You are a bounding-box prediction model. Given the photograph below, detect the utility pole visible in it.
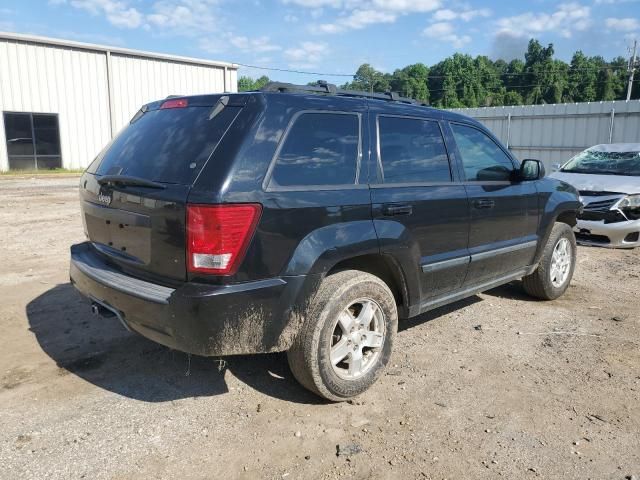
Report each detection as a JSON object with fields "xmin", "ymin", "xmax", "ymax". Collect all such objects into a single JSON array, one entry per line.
[{"xmin": 627, "ymin": 39, "xmax": 637, "ymax": 101}]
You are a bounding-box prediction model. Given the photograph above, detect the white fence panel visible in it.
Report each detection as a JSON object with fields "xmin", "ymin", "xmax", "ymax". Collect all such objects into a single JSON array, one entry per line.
[{"xmin": 451, "ymin": 101, "xmax": 640, "ymax": 167}]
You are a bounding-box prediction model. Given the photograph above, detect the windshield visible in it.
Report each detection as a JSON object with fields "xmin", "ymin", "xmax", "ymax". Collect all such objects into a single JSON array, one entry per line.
[{"xmin": 561, "ymin": 149, "xmax": 640, "ymax": 176}]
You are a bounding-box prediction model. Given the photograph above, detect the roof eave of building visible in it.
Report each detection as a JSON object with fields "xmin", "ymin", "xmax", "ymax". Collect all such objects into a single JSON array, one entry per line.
[{"xmin": 0, "ymin": 31, "xmax": 238, "ymax": 70}]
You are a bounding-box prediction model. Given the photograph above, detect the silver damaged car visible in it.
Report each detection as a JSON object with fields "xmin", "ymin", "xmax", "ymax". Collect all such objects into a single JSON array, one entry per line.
[{"xmin": 550, "ymin": 143, "xmax": 640, "ymax": 248}]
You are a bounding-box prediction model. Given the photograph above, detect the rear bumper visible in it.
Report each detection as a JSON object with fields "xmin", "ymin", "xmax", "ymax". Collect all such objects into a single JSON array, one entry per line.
[
  {"xmin": 70, "ymin": 242, "xmax": 314, "ymax": 356},
  {"xmin": 574, "ymin": 218, "xmax": 640, "ymax": 248}
]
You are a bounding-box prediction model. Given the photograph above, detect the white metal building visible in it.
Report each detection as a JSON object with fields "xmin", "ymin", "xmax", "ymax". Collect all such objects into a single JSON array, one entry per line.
[
  {"xmin": 451, "ymin": 100, "xmax": 640, "ymax": 167},
  {"xmin": 0, "ymin": 32, "xmax": 238, "ymax": 171}
]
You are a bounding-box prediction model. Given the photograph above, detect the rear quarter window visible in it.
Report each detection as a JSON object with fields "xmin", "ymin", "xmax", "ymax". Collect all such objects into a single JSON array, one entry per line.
[
  {"xmin": 93, "ymin": 105, "xmax": 241, "ymax": 185},
  {"xmin": 268, "ymin": 112, "xmax": 360, "ymax": 188}
]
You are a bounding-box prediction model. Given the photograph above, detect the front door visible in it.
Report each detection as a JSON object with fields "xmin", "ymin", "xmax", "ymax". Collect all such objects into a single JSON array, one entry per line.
[
  {"xmin": 446, "ymin": 122, "xmax": 539, "ymax": 286},
  {"xmin": 369, "ymin": 111, "xmax": 470, "ymax": 308}
]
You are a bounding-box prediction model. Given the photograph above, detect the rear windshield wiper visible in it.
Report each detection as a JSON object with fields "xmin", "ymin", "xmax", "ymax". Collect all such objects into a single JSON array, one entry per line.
[{"xmin": 97, "ymin": 175, "xmax": 166, "ymax": 189}]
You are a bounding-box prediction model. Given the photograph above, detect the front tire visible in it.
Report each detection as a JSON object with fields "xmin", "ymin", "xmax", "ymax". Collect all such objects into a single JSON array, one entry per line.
[
  {"xmin": 287, "ymin": 270, "xmax": 398, "ymax": 401},
  {"xmin": 522, "ymin": 222, "xmax": 577, "ymax": 300}
]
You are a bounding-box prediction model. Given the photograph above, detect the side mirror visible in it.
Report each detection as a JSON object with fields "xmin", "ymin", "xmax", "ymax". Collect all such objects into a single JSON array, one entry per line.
[
  {"xmin": 551, "ymin": 163, "xmax": 562, "ymax": 172},
  {"xmin": 519, "ymin": 159, "xmax": 545, "ymax": 180}
]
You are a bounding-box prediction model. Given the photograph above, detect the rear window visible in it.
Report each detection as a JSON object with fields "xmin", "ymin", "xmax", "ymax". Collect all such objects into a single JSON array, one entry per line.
[
  {"xmin": 269, "ymin": 112, "xmax": 360, "ymax": 188},
  {"xmin": 92, "ymin": 105, "xmax": 241, "ymax": 185}
]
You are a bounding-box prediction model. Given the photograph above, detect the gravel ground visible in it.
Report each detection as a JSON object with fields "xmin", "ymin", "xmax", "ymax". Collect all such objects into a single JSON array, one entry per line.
[{"xmin": 0, "ymin": 176, "xmax": 638, "ymax": 480}]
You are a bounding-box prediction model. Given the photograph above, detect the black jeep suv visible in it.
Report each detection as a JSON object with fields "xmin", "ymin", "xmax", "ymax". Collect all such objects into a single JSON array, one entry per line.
[{"xmin": 70, "ymin": 82, "xmax": 581, "ymax": 400}]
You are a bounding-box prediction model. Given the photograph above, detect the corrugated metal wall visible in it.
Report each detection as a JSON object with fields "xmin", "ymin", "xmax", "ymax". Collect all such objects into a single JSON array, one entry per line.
[
  {"xmin": 451, "ymin": 101, "xmax": 640, "ymax": 167},
  {"xmin": 0, "ymin": 36, "xmax": 238, "ymax": 171},
  {"xmin": 0, "ymin": 39, "xmax": 111, "ymax": 171},
  {"xmin": 109, "ymin": 54, "xmax": 232, "ymax": 133}
]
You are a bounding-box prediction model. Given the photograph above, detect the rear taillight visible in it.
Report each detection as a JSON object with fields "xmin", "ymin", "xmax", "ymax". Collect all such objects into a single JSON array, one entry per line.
[
  {"xmin": 186, "ymin": 204, "xmax": 262, "ymax": 275},
  {"xmin": 160, "ymin": 98, "xmax": 188, "ymax": 109}
]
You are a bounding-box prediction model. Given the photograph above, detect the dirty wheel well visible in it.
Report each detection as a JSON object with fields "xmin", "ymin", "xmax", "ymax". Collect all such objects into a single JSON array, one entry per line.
[
  {"xmin": 556, "ymin": 211, "xmax": 577, "ymax": 227},
  {"xmin": 327, "ymin": 255, "xmax": 407, "ymax": 314}
]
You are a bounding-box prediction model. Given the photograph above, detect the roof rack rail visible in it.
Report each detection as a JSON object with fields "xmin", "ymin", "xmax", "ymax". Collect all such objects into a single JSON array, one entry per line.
[{"xmin": 260, "ymin": 81, "xmax": 429, "ymax": 106}]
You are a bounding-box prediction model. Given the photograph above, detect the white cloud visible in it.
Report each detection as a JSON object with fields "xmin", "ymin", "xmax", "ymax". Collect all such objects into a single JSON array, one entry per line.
[
  {"xmin": 52, "ymin": 0, "xmax": 224, "ymax": 31},
  {"xmin": 370, "ymin": 0, "xmax": 440, "ymax": 12},
  {"xmin": 423, "ymin": 21, "xmax": 471, "ymax": 48},
  {"xmin": 433, "ymin": 7, "xmax": 490, "ymax": 22},
  {"xmin": 432, "ymin": 9, "xmax": 456, "ymax": 21},
  {"xmin": 52, "ymin": 0, "xmax": 143, "ymax": 28},
  {"xmin": 284, "ymin": 13, "xmax": 299, "ymax": 22},
  {"xmin": 146, "ymin": 0, "xmax": 220, "ymax": 34},
  {"xmin": 107, "ymin": 6, "xmax": 142, "ymax": 28},
  {"xmin": 296, "ymin": 0, "xmax": 440, "ymax": 33},
  {"xmin": 49, "ymin": 0, "xmax": 143, "ymax": 28},
  {"xmin": 283, "ymin": 0, "xmax": 341, "ymax": 6},
  {"xmin": 605, "ymin": 17, "xmax": 640, "ymax": 31},
  {"xmin": 53, "ymin": 0, "xmax": 283, "ymax": 62},
  {"xmin": 316, "ymin": 9, "xmax": 396, "ymax": 33},
  {"xmin": 285, "ymin": 41, "xmax": 328, "ymax": 67},
  {"xmin": 199, "ymin": 33, "xmax": 281, "ymax": 55},
  {"xmin": 227, "ymin": 34, "xmax": 281, "ymax": 53},
  {"xmin": 495, "ymin": 2, "xmax": 592, "ymax": 39}
]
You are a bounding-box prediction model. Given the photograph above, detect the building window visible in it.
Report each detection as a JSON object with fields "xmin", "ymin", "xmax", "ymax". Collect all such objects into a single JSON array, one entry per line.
[{"xmin": 4, "ymin": 112, "xmax": 62, "ymax": 170}]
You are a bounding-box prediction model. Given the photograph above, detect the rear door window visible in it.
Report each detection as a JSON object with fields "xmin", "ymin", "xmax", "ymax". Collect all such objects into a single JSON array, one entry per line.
[
  {"xmin": 378, "ymin": 116, "xmax": 451, "ymax": 183},
  {"xmin": 269, "ymin": 112, "xmax": 360, "ymax": 188},
  {"xmin": 94, "ymin": 105, "xmax": 241, "ymax": 185}
]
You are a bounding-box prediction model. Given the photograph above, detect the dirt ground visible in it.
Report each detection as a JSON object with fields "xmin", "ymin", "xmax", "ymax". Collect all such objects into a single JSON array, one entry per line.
[{"xmin": 0, "ymin": 176, "xmax": 638, "ymax": 480}]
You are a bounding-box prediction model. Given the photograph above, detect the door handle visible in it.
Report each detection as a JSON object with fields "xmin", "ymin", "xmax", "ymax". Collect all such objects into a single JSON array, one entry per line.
[
  {"xmin": 473, "ymin": 199, "xmax": 495, "ymax": 209},
  {"xmin": 382, "ymin": 203, "xmax": 413, "ymax": 216}
]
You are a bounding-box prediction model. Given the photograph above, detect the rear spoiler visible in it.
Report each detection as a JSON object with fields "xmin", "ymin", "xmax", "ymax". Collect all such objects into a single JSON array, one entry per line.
[{"xmin": 130, "ymin": 93, "xmax": 250, "ymax": 124}]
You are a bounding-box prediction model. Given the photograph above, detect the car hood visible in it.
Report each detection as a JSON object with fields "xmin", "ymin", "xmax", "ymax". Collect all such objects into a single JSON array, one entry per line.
[{"xmin": 549, "ymin": 171, "xmax": 640, "ymax": 195}]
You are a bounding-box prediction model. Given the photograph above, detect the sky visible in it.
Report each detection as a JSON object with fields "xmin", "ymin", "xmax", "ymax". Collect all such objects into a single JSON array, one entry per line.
[{"xmin": 1, "ymin": 0, "xmax": 639, "ymax": 84}]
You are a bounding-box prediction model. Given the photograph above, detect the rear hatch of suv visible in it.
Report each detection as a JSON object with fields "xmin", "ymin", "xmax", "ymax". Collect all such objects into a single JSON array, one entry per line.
[{"xmin": 80, "ymin": 94, "xmax": 246, "ymax": 283}]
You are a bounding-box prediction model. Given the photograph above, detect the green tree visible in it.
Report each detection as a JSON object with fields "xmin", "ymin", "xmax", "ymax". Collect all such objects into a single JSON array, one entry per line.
[
  {"xmin": 607, "ymin": 56, "xmax": 631, "ymax": 100},
  {"xmin": 390, "ymin": 63, "xmax": 429, "ymax": 102},
  {"xmin": 253, "ymin": 75, "xmax": 271, "ymax": 90},
  {"xmin": 503, "ymin": 90, "xmax": 524, "ymax": 105},
  {"xmin": 474, "ymin": 56, "xmax": 503, "ymax": 106},
  {"xmin": 237, "ymin": 75, "xmax": 271, "ymax": 92},
  {"xmin": 340, "ymin": 38, "xmax": 627, "ymax": 107},
  {"xmin": 565, "ymin": 51, "xmax": 598, "ymax": 102},
  {"xmin": 238, "ymin": 76, "xmax": 255, "ymax": 91},
  {"xmin": 522, "ymin": 40, "xmax": 568, "ymax": 104},
  {"xmin": 428, "ymin": 54, "xmax": 503, "ymax": 107},
  {"xmin": 343, "ymin": 64, "xmax": 391, "ymax": 92}
]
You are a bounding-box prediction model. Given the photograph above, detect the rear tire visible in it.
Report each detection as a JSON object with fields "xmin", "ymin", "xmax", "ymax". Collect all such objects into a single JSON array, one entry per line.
[
  {"xmin": 522, "ymin": 222, "xmax": 576, "ymax": 300},
  {"xmin": 287, "ymin": 270, "xmax": 398, "ymax": 401}
]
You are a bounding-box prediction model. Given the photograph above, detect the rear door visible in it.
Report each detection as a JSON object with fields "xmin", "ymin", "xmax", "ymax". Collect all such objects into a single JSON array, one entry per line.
[
  {"xmin": 369, "ymin": 111, "xmax": 470, "ymax": 304},
  {"xmin": 259, "ymin": 102, "xmax": 374, "ymax": 276},
  {"xmin": 80, "ymin": 95, "xmax": 246, "ymax": 282},
  {"xmin": 445, "ymin": 122, "xmax": 539, "ymax": 286}
]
